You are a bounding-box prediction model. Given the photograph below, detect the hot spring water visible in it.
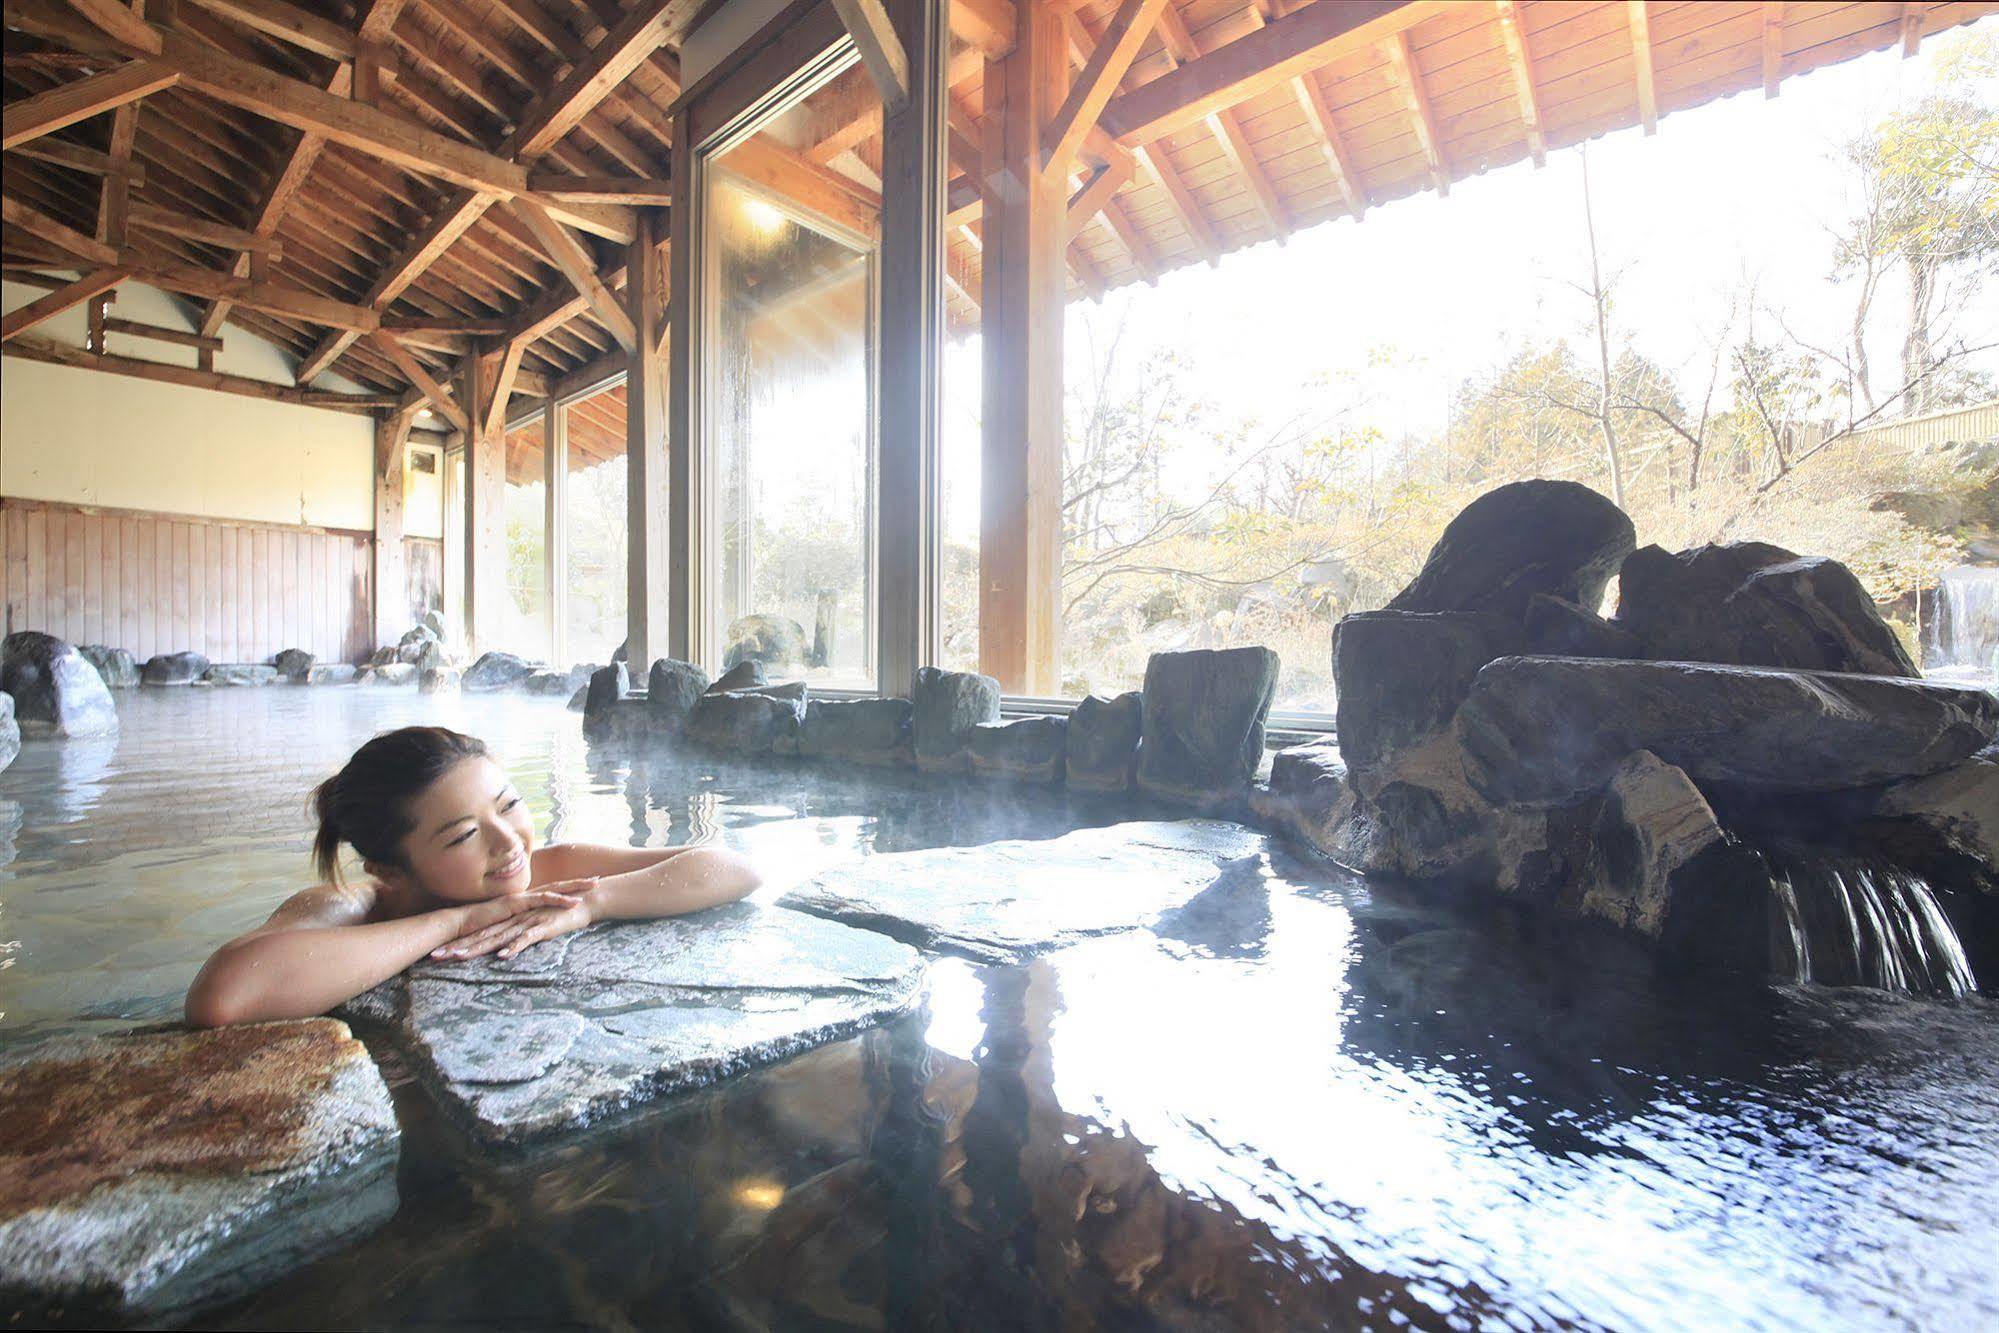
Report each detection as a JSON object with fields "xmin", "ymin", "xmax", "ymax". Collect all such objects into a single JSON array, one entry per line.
[
  {"xmin": 1766, "ymin": 849, "xmax": 1977, "ymax": 998},
  {"xmin": 1927, "ymin": 564, "xmax": 1999, "ymax": 680}
]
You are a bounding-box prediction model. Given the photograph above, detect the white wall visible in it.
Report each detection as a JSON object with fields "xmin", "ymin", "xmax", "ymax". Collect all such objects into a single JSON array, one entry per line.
[{"xmin": 0, "ymin": 280, "xmax": 376, "ymax": 531}]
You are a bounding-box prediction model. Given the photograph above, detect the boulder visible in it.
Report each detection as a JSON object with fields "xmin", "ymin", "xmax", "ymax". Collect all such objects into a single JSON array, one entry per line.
[
  {"xmin": 418, "ymin": 666, "xmax": 459, "ymax": 694},
  {"xmin": 1135, "ymin": 647, "xmax": 1279, "ymax": 808},
  {"xmin": 912, "ymin": 666, "xmax": 1000, "ymax": 774},
  {"xmin": 1332, "ymin": 612, "xmax": 1520, "ymax": 776},
  {"xmin": 968, "ymin": 716, "xmax": 1067, "ymax": 783},
  {"xmin": 0, "ymin": 1020, "xmax": 398, "ymax": 1323},
  {"xmin": 1523, "ymin": 593, "xmax": 1644, "ymax": 659},
  {"xmin": 1457, "ymin": 656, "xmax": 1999, "ymax": 808},
  {"xmin": 796, "ymin": 697, "xmax": 913, "ymax": 766},
  {"xmin": 1387, "ymin": 479, "xmax": 1634, "ymax": 621},
  {"xmin": 567, "ymin": 684, "xmax": 589, "ymax": 712},
  {"xmin": 359, "ymin": 662, "xmax": 417, "ymax": 686},
  {"xmin": 1615, "ymin": 543, "xmax": 1918, "ymax": 677},
  {"xmin": 340, "ymin": 904, "xmax": 924, "ymax": 1146},
  {"xmin": 0, "ymin": 694, "xmax": 16, "ymax": 774},
  {"xmin": 1865, "ymin": 746, "xmax": 1999, "ymax": 893},
  {"xmin": 141, "ymin": 650, "xmax": 209, "ymax": 686},
  {"xmin": 365, "ymin": 646, "xmax": 398, "ymax": 668},
  {"xmin": 1249, "ymin": 739, "xmax": 1351, "ymax": 854},
  {"xmin": 306, "ymin": 664, "xmax": 357, "ymax": 686},
  {"xmin": 2, "ymin": 632, "xmax": 119, "ymax": 736},
  {"xmin": 272, "ymin": 648, "xmax": 314, "ymax": 681},
  {"xmin": 646, "ymin": 659, "xmax": 709, "ymax": 730},
  {"xmin": 412, "ymin": 639, "xmax": 444, "ymax": 674},
  {"xmin": 77, "ymin": 644, "xmax": 140, "ymax": 688},
  {"xmin": 1066, "ymin": 691, "xmax": 1144, "ymax": 793},
  {"xmin": 781, "ymin": 820, "xmax": 1268, "ymax": 964},
  {"xmin": 421, "ymin": 608, "xmax": 447, "ymax": 638},
  {"xmin": 583, "ymin": 662, "xmax": 630, "ymax": 726},
  {"xmin": 462, "ymin": 651, "xmax": 538, "ymax": 692},
  {"xmin": 706, "ymin": 659, "xmax": 766, "ymax": 694},
  {"xmin": 395, "ymin": 625, "xmax": 437, "ymax": 665},
  {"xmin": 525, "ymin": 665, "xmax": 593, "ymax": 696},
  {"xmin": 687, "ymin": 684, "xmax": 806, "ymax": 754},
  {"xmin": 723, "ymin": 613, "xmax": 810, "ymax": 672},
  {"xmin": 202, "ymin": 663, "xmax": 279, "ymax": 687}
]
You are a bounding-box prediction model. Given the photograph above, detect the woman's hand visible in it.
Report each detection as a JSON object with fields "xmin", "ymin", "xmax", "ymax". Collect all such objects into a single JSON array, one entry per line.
[{"xmin": 432, "ymin": 878, "xmax": 599, "ymax": 961}]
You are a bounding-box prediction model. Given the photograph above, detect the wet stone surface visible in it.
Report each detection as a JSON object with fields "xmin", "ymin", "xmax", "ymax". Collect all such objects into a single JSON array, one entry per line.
[
  {"xmin": 340, "ymin": 902, "xmax": 926, "ymax": 1147},
  {"xmin": 0, "ymin": 1020, "xmax": 398, "ymax": 1325},
  {"xmin": 780, "ymin": 819, "xmax": 1269, "ymax": 963}
]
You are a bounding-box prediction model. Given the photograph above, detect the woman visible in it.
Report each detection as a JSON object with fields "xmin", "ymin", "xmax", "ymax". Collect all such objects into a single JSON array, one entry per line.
[{"xmin": 185, "ymin": 725, "xmax": 761, "ymax": 1027}]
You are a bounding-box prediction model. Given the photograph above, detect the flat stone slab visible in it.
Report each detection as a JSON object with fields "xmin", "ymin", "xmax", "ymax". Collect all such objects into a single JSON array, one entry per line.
[
  {"xmin": 0, "ymin": 1020, "xmax": 398, "ymax": 1325},
  {"xmin": 779, "ymin": 820, "xmax": 1268, "ymax": 964},
  {"xmin": 341, "ymin": 902, "xmax": 925, "ymax": 1147}
]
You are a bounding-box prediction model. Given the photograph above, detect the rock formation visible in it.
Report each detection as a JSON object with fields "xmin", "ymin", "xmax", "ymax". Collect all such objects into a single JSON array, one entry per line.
[{"xmin": 2, "ymin": 631, "xmax": 119, "ymax": 736}]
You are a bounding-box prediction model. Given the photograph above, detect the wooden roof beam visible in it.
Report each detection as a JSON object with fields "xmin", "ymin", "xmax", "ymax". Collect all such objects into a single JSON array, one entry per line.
[
  {"xmin": 2, "ymin": 194, "xmax": 120, "ymax": 265},
  {"xmin": 1101, "ymin": 0, "xmax": 1444, "ymax": 146},
  {"xmin": 61, "ymin": 0, "xmax": 162, "ymax": 54},
  {"xmin": 1900, "ymin": 2, "xmax": 1924, "ymax": 58},
  {"xmin": 527, "ymin": 173, "xmax": 673, "ymax": 206},
  {"xmin": 129, "ymin": 200, "xmax": 282, "ymax": 255},
  {"xmin": 6, "ymin": 138, "xmax": 148, "ymax": 181},
  {"xmin": 951, "ymin": 0, "xmax": 1014, "ymax": 58},
  {"xmin": 0, "ymin": 265, "xmax": 126, "ymax": 341},
  {"xmin": 1493, "ymin": 0, "xmax": 1545, "ymax": 166},
  {"xmin": 1385, "ymin": 30, "xmax": 1448, "ymax": 196},
  {"xmin": 2, "ymin": 60, "xmax": 180, "ymax": 151},
  {"xmin": 1762, "ymin": 2, "xmax": 1785, "ymax": 98},
  {"xmin": 180, "ymin": 0, "xmax": 359, "ymax": 62},
  {"xmin": 1629, "ymin": 1, "xmax": 1656, "ymax": 135},
  {"xmin": 369, "ymin": 329, "xmax": 467, "ymax": 429},
  {"xmin": 1260, "ymin": 1, "xmax": 1366, "ymax": 217},
  {"xmin": 133, "ymin": 258, "xmax": 384, "ymax": 329},
  {"xmin": 831, "ymin": 0, "xmax": 909, "ymax": 109},
  {"xmin": 510, "ymin": 0, "xmax": 702, "ymax": 161},
  {"xmin": 1164, "ymin": 6, "xmax": 1287, "ymax": 241},
  {"xmin": 3, "ymin": 333, "xmax": 395, "ymax": 412},
  {"xmin": 507, "ymin": 196, "xmax": 637, "ymax": 353},
  {"xmin": 1044, "ymin": 0, "xmax": 1168, "ymax": 176}
]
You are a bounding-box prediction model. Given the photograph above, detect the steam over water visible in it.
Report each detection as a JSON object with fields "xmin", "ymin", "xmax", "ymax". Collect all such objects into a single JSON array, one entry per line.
[{"xmin": 4, "ymin": 689, "xmax": 1997, "ymax": 1330}]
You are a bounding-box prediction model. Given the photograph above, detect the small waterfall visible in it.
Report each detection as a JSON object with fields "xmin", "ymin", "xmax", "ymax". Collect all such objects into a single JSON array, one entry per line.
[
  {"xmin": 1766, "ymin": 850, "xmax": 1976, "ymax": 998},
  {"xmin": 1927, "ymin": 565, "xmax": 1999, "ymax": 676}
]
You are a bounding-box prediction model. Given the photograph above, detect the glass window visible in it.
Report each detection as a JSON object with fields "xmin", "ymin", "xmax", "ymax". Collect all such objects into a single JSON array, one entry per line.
[
  {"xmin": 563, "ymin": 381, "xmax": 629, "ymax": 666},
  {"xmin": 503, "ymin": 418, "xmax": 550, "ymax": 663}
]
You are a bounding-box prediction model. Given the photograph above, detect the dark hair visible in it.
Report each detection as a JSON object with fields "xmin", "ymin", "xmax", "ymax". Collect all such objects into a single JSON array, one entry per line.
[{"xmin": 311, "ymin": 726, "xmax": 491, "ymax": 884}]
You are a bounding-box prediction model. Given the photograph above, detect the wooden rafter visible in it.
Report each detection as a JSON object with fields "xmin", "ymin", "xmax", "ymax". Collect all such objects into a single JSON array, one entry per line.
[
  {"xmin": 507, "ymin": 196, "xmax": 637, "ymax": 353},
  {"xmin": 0, "ymin": 265, "xmax": 126, "ymax": 341},
  {"xmin": 1762, "ymin": 2, "xmax": 1785, "ymax": 98},
  {"xmin": 1493, "ymin": 0, "xmax": 1546, "ymax": 166},
  {"xmin": 1629, "ymin": 1, "xmax": 1657, "ymax": 135},
  {"xmin": 128, "ymin": 200, "xmax": 282, "ymax": 255},
  {"xmin": 2, "ymin": 334, "xmax": 394, "ymax": 411},
  {"xmin": 831, "ymin": 0, "xmax": 909, "ymax": 109},
  {"xmin": 1261, "ymin": 0, "xmax": 1366, "ymax": 218},
  {"xmin": 61, "ymin": 0, "xmax": 163, "ymax": 54},
  {"xmin": 5, "ymin": 138, "xmax": 147, "ymax": 179},
  {"xmin": 369, "ymin": 329, "xmax": 466, "ymax": 429},
  {"xmin": 96, "ymin": 98, "xmax": 137, "ymax": 248},
  {"xmin": 510, "ymin": 0, "xmax": 699, "ymax": 161},
  {"xmin": 180, "ymin": 0, "xmax": 361, "ymax": 62},
  {"xmin": 1044, "ymin": 0, "xmax": 1168, "ymax": 176},
  {"xmin": 2, "ymin": 193, "xmax": 119, "ymax": 265},
  {"xmin": 1385, "ymin": 30, "xmax": 1448, "ymax": 196},
  {"xmin": 2, "ymin": 60, "xmax": 180, "ymax": 151},
  {"xmin": 1900, "ymin": 2, "xmax": 1925, "ymax": 57},
  {"xmin": 526, "ymin": 174, "xmax": 674, "ymax": 205}
]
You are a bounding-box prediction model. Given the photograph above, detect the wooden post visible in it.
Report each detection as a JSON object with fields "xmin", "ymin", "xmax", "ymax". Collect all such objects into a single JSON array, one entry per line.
[
  {"xmin": 543, "ymin": 393, "xmax": 568, "ymax": 666},
  {"xmin": 626, "ymin": 207, "xmax": 671, "ymax": 673},
  {"xmin": 876, "ymin": 0, "xmax": 947, "ymax": 697},
  {"xmin": 978, "ymin": 0, "xmax": 1067, "ymax": 695},
  {"xmin": 460, "ymin": 354, "xmax": 505, "ymax": 655},
  {"xmin": 372, "ymin": 410, "xmax": 412, "ymax": 651}
]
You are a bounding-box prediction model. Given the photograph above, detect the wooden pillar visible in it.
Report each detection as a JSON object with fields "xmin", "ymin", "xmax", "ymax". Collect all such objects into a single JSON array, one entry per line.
[
  {"xmin": 626, "ymin": 207, "xmax": 671, "ymax": 673},
  {"xmin": 460, "ymin": 354, "xmax": 505, "ymax": 655},
  {"xmin": 543, "ymin": 393, "xmax": 568, "ymax": 666},
  {"xmin": 371, "ymin": 410, "xmax": 412, "ymax": 651},
  {"xmin": 978, "ymin": 0, "xmax": 1067, "ymax": 696},
  {"xmin": 876, "ymin": 0, "xmax": 948, "ymax": 697}
]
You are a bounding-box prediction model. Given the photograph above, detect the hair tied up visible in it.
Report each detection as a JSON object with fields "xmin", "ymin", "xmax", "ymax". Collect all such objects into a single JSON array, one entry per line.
[{"xmin": 310, "ymin": 726, "xmax": 491, "ymax": 884}]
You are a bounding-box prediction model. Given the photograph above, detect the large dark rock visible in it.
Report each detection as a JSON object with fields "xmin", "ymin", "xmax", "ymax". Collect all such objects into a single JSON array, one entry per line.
[
  {"xmin": 1137, "ymin": 647, "xmax": 1280, "ymax": 808},
  {"xmin": 1864, "ymin": 746, "xmax": 1999, "ymax": 894},
  {"xmin": 77, "ymin": 644, "xmax": 139, "ymax": 688},
  {"xmin": 525, "ymin": 665, "xmax": 594, "ymax": 697},
  {"xmin": 582, "ymin": 662, "xmax": 629, "ymax": 728},
  {"xmin": 1066, "ymin": 691, "xmax": 1143, "ymax": 793},
  {"xmin": 968, "ymin": 716, "xmax": 1067, "ymax": 783},
  {"xmin": 462, "ymin": 651, "xmax": 538, "ymax": 692},
  {"xmin": 723, "ymin": 614, "xmax": 809, "ymax": 672},
  {"xmin": 0, "ymin": 694, "xmax": 17, "ymax": 774},
  {"xmin": 1615, "ymin": 542, "xmax": 1918, "ymax": 677},
  {"xmin": 418, "ymin": 666, "xmax": 459, "ymax": 694},
  {"xmin": 687, "ymin": 685, "xmax": 806, "ymax": 754},
  {"xmin": 1387, "ymin": 480, "xmax": 1634, "ymax": 620},
  {"xmin": 1249, "ymin": 739, "xmax": 1351, "ymax": 854},
  {"xmin": 646, "ymin": 659, "xmax": 709, "ymax": 730},
  {"xmin": 1332, "ymin": 612, "xmax": 1520, "ymax": 776},
  {"xmin": 0, "ymin": 1020, "xmax": 398, "ymax": 1324},
  {"xmin": 272, "ymin": 648, "xmax": 315, "ymax": 682},
  {"xmin": 1458, "ymin": 656, "xmax": 1999, "ymax": 807},
  {"xmin": 1523, "ymin": 593, "xmax": 1643, "ymax": 659},
  {"xmin": 412, "ymin": 639, "xmax": 444, "ymax": 675},
  {"xmin": 3, "ymin": 632, "xmax": 119, "ymax": 736},
  {"xmin": 707, "ymin": 660, "xmax": 766, "ymax": 694},
  {"xmin": 141, "ymin": 651, "xmax": 209, "ymax": 686},
  {"xmin": 912, "ymin": 666, "xmax": 999, "ymax": 774},
  {"xmin": 394, "ymin": 625, "xmax": 438, "ymax": 666},
  {"xmin": 797, "ymin": 697, "xmax": 913, "ymax": 766}
]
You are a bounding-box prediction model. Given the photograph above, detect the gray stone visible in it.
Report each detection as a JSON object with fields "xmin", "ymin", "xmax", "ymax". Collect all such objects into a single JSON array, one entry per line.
[
  {"xmin": 912, "ymin": 666, "xmax": 999, "ymax": 773},
  {"xmin": 1332, "ymin": 612, "xmax": 1519, "ymax": 776},
  {"xmin": 422, "ymin": 608, "xmax": 447, "ymax": 638},
  {"xmin": 1249, "ymin": 739, "xmax": 1349, "ymax": 854},
  {"xmin": 1615, "ymin": 542, "xmax": 1918, "ymax": 677},
  {"xmin": 141, "ymin": 650, "xmax": 210, "ymax": 686},
  {"xmin": 724, "ymin": 613, "xmax": 809, "ymax": 672},
  {"xmin": 968, "ymin": 716, "xmax": 1067, "ymax": 782},
  {"xmin": 1066, "ymin": 691, "xmax": 1143, "ymax": 793},
  {"xmin": 1135, "ymin": 647, "xmax": 1279, "ymax": 808},
  {"xmin": 272, "ymin": 648, "xmax": 315, "ymax": 681},
  {"xmin": 77, "ymin": 644, "xmax": 139, "ymax": 688},
  {"xmin": 707, "ymin": 660, "xmax": 766, "ymax": 694},
  {"xmin": 340, "ymin": 903, "xmax": 924, "ymax": 1145},
  {"xmin": 418, "ymin": 666, "xmax": 460, "ymax": 694},
  {"xmin": 567, "ymin": 684, "xmax": 589, "ymax": 712},
  {"xmin": 688, "ymin": 685, "xmax": 806, "ymax": 754},
  {"xmin": 1387, "ymin": 479, "xmax": 1634, "ymax": 621},
  {"xmin": 647, "ymin": 658, "xmax": 710, "ymax": 729},
  {"xmin": 1867, "ymin": 746, "xmax": 1999, "ymax": 893},
  {"xmin": 1458, "ymin": 656, "xmax": 1999, "ymax": 807},
  {"xmin": 1523, "ymin": 593, "xmax": 1644, "ymax": 659},
  {"xmin": 202, "ymin": 663, "xmax": 280, "ymax": 687},
  {"xmin": 0, "ymin": 1020, "xmax": 398, "ymax": 1324},
  {"xmin": 365, "ymin": 646, "xmax": 398, "ymax": 668},
  {"xmin": 781, "ymin": 820, "xmax": 1268, "ymax": 964},
  {"xmin": 583, "ymin": 662, "xmax": 630, "ymax": 730},
  {"xmin": 359, "ymin": 662, "xmax": 417, "ymax": 687},
  {"xmin": 412, "ymin": 639, "xmax": 444, "ymax": 674},
  {"xmin": 796, "ymin": 697, "xmax": 913, "ymax": 766},
  {"xmin": 307, "ymin": 664, "xmax": 358, "ymax": 686},
  {"xmin": 0, "ymin": 694, "xmax": 16, "ymax": 774},
  {"xmin": 524, "ymin": 666, "xmax": 591, "ymax": 696},
  {"xmin": 462, "ymin": 651, "xmax": 539, "ymax": 692},
  {"xmin": 2, "ymin": 632, "xmax": 119, "ymax": 736},
  {"xmin": 395, "ymin": 625, "xmax": 438, "ymax": 665}
]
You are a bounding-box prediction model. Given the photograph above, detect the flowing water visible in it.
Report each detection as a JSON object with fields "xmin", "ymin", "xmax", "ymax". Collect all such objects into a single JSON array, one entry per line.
[
  {"xmin": 1766, "ymin": 849, "xmax": 1978, "ymax": 998},
  {"xmin": 1926, "ymin": 564, "xmax": 1999, "ymax": 685},
  {"xmin": 4, "ymin": 689, "xmax": 1999, "ymax": 1330}
]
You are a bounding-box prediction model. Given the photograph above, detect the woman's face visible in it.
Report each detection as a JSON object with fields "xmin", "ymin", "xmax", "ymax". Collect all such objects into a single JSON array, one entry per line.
[{"xmin": 388, "ymin": 757, "xmax": 536, "ymax": 904}]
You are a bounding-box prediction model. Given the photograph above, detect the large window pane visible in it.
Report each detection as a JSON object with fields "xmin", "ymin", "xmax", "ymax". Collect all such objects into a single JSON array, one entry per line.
[
  {"xmin": 503, "ymin": 418, "xmax": 550, "ymax": 662},
  {"xmin": 564, "ymin": 381, "xmax": 629, "ymax": 666}
]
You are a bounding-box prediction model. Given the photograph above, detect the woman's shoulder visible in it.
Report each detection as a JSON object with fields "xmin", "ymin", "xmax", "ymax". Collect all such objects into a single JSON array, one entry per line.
[{"xmin": 263, "ymin": 876, "xmax": 385, "ymax": 929}]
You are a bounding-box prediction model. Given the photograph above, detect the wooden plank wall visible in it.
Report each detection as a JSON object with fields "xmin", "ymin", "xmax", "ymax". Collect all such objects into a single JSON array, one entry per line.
[{"xmin": 0, "ymin": 497, "xmax": 372, "ymax": 664}]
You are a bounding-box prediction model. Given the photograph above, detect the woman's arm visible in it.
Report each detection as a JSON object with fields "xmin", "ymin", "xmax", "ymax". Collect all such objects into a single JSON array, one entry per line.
[
  {"xmin": 531, "ymin": 841, "xmax": 701, "ymax": 885},
  {"xmin": 184, "ymin": 882, "xmax": 583, "ymax": 1027}
]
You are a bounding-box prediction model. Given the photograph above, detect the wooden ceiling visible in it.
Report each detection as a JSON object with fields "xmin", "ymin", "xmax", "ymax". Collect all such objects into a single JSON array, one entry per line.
[{"xmin": 5, "ymin": 0, "xmax": 1994, "ymax": 429}]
